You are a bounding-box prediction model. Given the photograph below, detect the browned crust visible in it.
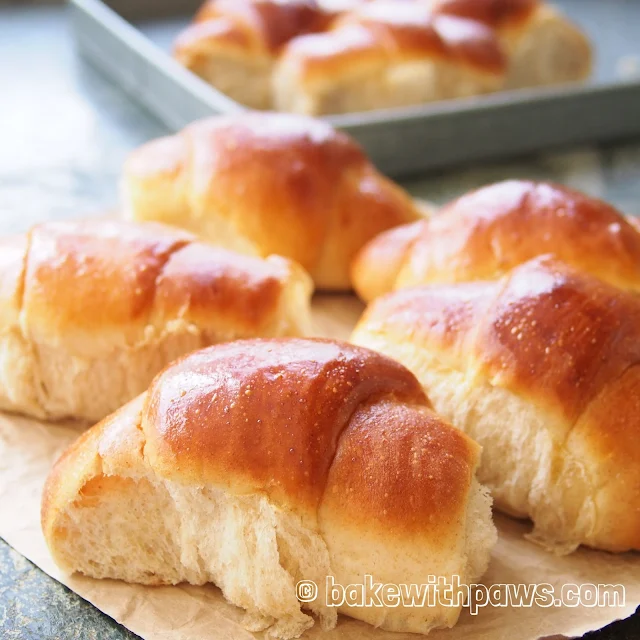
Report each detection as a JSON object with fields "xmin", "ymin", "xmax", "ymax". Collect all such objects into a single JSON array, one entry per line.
[
  {"xmin": 176, "ymin": 0, "xmax": 333, "ymax": 61},
  {"xmin": 141, "ymin": 339, "xmax": 428, "ymax": 514},
  {"xmin": 354, "ymin": 258, "xmax": 640, "ymax": 549},
  {"xmin": 283, "ymin": 3, "xmax": 506, "ymax": 83},
  {"xmin": 153, "ymin": 244, "xmax": 286, "ymax": 332},
  {"xmin": 321, "ymin": 398, "xmax": 479, "ymax": 538},
  {"xmin": 358, "ymin": 257, "xmax": 640, "ymax": 424},
  {"xmin": 18, "ymin": 219, "xmax": 302, "ymax": 341},
  {"xmin": 337, "ymin": 3, "xmax": 506, "ymax": 72},
  {"xmin": 355, "ymin": 180, "xmax": 640, "ymax": 298},
  {"xmin": 43, "ymin": 339, "xmax": 480, "ymax": 546},
  {"xmin": 23, "ymin": 221, "xmax": 190, "ymax": 337},
  {"xmin": 406, "ymin": 180, "xmax": 640, "ymax": 289},
  {"xmin": 355, "ymin": 277, "xmax": 493, "ymax": 369},
  {"xmin": 174, "ymin": 17, "xmax": 264, "ymax": 65},
  {"xmin": 181, "ymin": 113, "xmax": 365, "ymax": 271},
  {"xmin": 432, "ymin": 0, "xmax": 539, "ymax": 28},
  {"xmin": 126, "ymin": 112, "xmax": 420, "ymax": 286},
  {"xmin": 277, "ymin": 23, "xmax": 389, "ymax": 83},
  {"xmin": 476, "ymin": 258, "xmax": 640, "ymax": 424}
]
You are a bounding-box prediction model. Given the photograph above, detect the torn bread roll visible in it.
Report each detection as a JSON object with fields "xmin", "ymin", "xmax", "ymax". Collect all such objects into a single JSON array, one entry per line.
[
  {"xmin": 352, "ymin": 180, "xmax": 640, "ymax": 302},
  {"xmin": 0, "ymin": 220, "xmax": 311, "ymax": 422},
  {"xmin": 273, "ymin": 2, "xmax": 506, "ymax": 115},
  {"xmin": 174, "ymin": 0, "xmax": 333, "ymax": 109},
  {"xmin": 123, "ymin": 112, "xmax": 421, "ymax": 291},
  {"xmin": 42, "ymin": 338, "xmax": 496, "ymax": 638},
  {"xmin": 352, "ymin": 257, "xmax": 640, "ymax": 553}
]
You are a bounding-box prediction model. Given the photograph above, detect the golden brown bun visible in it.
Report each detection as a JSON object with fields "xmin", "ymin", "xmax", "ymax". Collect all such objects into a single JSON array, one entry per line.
[
  {"xmin": 123, "ymin": 112, "xmax": 421, "ymax": 291},
  {"xmin": 174, "ymin": 0, "xmax": 333, "ymax": 109},
  {"xmin": 340, "ymin": 2, "xmax": 507, "ymax": 73},
  {"xmin": 352, "ymin": 257, "xmax": 640, "ymax": 553},
  {"xmin": 352, "ymin": 180, "xmax": 640, "ymax": 302},
  {"xmin": 42, "ymin": 338, "xmax": 496, "ymax": 638},
  {"xmin": 431, "ymin": 0, "xmax": 592, "ymax": 88},
  {"xmin": 274, "ymin": 3, "xmax": 506, "ymax": 115},
  {"xmin": 0, "ymin": 220, "xmax": 312, "ymax": 422}
]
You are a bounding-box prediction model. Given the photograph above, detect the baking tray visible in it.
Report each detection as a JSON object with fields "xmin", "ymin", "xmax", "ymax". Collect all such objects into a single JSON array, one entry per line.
[{"xmin": 69, "ymin": 0, "xmax": 640, "ymax": 178}]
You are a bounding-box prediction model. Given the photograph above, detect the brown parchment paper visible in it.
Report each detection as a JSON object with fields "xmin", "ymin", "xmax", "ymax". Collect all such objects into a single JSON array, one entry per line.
[{"xmin": 0, "ymin": 295, "xmax": 638, "ymax": 640}]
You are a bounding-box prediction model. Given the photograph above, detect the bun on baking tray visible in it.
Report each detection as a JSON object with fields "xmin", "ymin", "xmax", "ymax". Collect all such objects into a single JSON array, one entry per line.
[
  {"xmin": 428, "ymin": 0, "xmax": 592, "ymax": 90},
  {"xmin": 174, "ymin": 0, "xmax": 591, "ymax": 115},
  {"xmin": 123, "ymin": 111, "xmax": 421, "ymax": 291},
  {"xmin": 41, "ymin": 338, "xmax": 496, "ymax": 638},
  {"xmin": 351, "ymin": 256, "xmax": 640, "ymax": 553},
  {"xmin": 174, "ymin": 0, "xmax": 334, "ymax": 110},
  {"xmin": 0, "ymin": 220, "xmax": 311, "ymax": 422},
  {"xmin": 352, "ymin": 180, "xmax": 640, "ymax": 302}
]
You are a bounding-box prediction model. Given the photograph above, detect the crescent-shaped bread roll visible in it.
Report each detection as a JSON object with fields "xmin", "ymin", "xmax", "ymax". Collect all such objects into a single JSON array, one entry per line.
[
  {"xmin": 430, "ymin": 0, "xmax": 592, "ymax": 88},
  {"xmin": 42, "ymin": 338, "xmax": 496, "ymax": 638},
  {"xmin": 123, "ymin": 112, "xmax": 421, "ymax": 291},
  {"xmin": 174, "ymin": 0, "xmax": 333, "ymax": 109},
  {"xmin": 352, "ymin": 180, "xmax": 640, "ymax": 302},
  {"xmin": 352, "ymin": 257, "xmax": 640, "ymax": 553},
  {"xmin": 273, "ymin": 3, "xmax": 506, "ymax": 115},
  {"xmin": 0, "ymin": 220, "xmax": 311, "ymax": 422}
]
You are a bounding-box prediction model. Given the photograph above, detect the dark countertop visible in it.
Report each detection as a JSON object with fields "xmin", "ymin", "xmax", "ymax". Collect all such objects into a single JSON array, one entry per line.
[{"xmin": 0, "ymin": 5, "xmax": 639, "ymax": 640}]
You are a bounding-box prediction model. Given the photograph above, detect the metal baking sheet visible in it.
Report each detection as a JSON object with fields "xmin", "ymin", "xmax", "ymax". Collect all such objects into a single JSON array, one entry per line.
[{"xmin": 69, "ymin": 0, "xmax": 640, "ymax": 178}]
